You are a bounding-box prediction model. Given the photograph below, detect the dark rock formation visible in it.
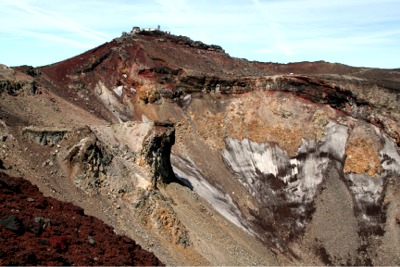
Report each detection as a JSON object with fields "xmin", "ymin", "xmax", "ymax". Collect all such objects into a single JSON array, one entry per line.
[
  {"xmin": 0, "ymin": 80, "xmax": 24, "ymax": 95},
  {"xmin": 22, "ymin": 128, "xmax": 68, "ymax": 146},
  {"xmin": 141, "ymin": 123, "xmax": 176, "ymax": 187}
]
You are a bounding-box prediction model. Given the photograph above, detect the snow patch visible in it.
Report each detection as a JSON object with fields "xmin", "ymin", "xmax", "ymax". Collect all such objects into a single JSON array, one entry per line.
[
  {"xmin": 320, "ymin": 121, "xmax": 349, "ymax": 160},
  {"xmin": 222, "ymin": 123, "xmax": 348, "ymax": 206},
  {"xmin": 181, "ymin": 94, "xmax": 192, "ymax": 108},
  {"xmin": 113, "ymin": 86, "xmax": 123, "ymax": 97},
  {"xmin": 377, "ymin": 130, "xmax": 400, "ymax": 175},
  {"xmin": 221, "ymin": 122, "xmax": 350, "ymax": 234},
  {"xmin": 347, "ymin": 174, "xmax": 383, "ymax": 205},
  {"xmin": 171, "ymin": 154, "xmax": 253, "ymax": 234},
  {"xmin": 94, "ymin": 81, "xmax": 131, "ymax": 121},
  {"xmin": 343, "ymin": 127, "xmax": 400, "ymax": 226},
  {"xmin": 222, "ymin": 138, "xmax": 288, "ymax": 188}
]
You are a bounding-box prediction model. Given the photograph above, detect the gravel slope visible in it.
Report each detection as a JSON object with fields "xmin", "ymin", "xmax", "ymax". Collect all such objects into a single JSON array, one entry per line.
[{"xmin": 0, "ymin": 171, "xmax": 163, "ymax": 266}]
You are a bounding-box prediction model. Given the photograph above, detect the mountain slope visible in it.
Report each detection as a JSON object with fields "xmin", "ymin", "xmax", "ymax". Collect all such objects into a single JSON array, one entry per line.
[
  {"xmin": 0, "ymin": 172, "xmax": 163, "ymax": 266},
  {"xmin": 1, "ymin": 29, "xmax": 400, "ymax": 265}
]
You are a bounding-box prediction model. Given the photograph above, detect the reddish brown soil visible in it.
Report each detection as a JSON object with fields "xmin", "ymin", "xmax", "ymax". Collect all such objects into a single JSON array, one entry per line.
[{"xmin": 0, "ymin": 171, "xmax": 164, "ymax": 266}]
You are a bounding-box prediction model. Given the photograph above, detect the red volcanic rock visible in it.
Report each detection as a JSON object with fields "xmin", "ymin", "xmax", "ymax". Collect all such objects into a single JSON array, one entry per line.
[{"xmin": 0, "ymin": 172, "xmax": 164, "ymax": 266}]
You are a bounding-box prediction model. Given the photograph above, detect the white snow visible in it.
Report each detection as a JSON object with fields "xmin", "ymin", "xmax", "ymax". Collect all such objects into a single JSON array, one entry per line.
[
  {"xmin": 113, "ymin": 85, "xmax": 123, "ymax": 97},
  {"xmin": 221, "ymin": 122, "xmax": 349, "ymax": 207},
  {"xmin": 347, "ymin": 173, "xmax": 383, "ymax": 205},
  {"xmin": 171, "ymin": 154, "xmax": 253, "ymax": 234},
  {"xmin": 320, "ymin": 121, "xmax": 349, "ymax": 160},
  {"xmin": 222, "ymin": 138, "xmax": 288, "ymax": 185},
  {"xmin": 94, "ymin": 81, "xmax": 131, "ymax": 121},
  {"xmin": 377, "ymin": 129, "xmax": 400, "ymax": 175},
  {"xmin": 345, "ymin": 127, "xmax": 400, "ymax": 223}
]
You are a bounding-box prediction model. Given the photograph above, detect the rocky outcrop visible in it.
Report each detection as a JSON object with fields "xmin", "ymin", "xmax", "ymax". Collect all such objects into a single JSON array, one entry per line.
[
  {"xmin": 0, "ymin": 80, "xmax": 24, "ymax": 95},
  {"xmin": 141, "ymin": 122, "xmax": 176, "ymax": 187},
  {"xmin": 133, "ymin": 190, "xmax": 191, "ymax": 248},
  {"xmin": 21, "ymin": 121, "xmax": 177, "ymax": 189},
  {"xmin": 0, "ymin": 79, "xmax": 37, "ymax": 96},
  {"xmin": 22, "ymin": 128, "xmax": 68, "ymax": 146},
  {"xmin": 0, "ymin": 65, "xmax": 37, "ymax": 96},
  {"xmin": 131, "ymin": 30, "xmax": 224, "ymax": 52},
  {"xmin": 61, "ymin": 127, "xmax": 112, "ymax": 194}
]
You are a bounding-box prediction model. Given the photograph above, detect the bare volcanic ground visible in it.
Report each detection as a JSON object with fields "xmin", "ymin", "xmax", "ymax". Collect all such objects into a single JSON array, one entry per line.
[{"xmin": 0, "ymin": 171, "xmax": 164, "ymax": 266}]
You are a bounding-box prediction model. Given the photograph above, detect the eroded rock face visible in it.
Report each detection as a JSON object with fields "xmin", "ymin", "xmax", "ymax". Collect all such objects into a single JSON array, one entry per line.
[
  {"xmin": 0, "ymin": 65, "xmax": 37, "ymax": 96},
  {"xmin": 61, "ymin": 127, "xmax": 113, "ymax": 194},
  {"xmin": 221, "ymin": 123, "xmax": 348, "ymax": 246},
  {"xmin": 13, "ymin": 121, "xmax": 193, "ymax": 261},
  {"xmin": 220, "ymin": 119, "xmax": 400, "ymax": 263},
  {"xmin": 22, "ymin": 128, "xmax": 68, "ymax": 147},
  {"xmin": 133, "ymin": 190, "xmax": 191, "ymax": 248},
  {"xmin": 140, "ymin": 122, "xmax": 176, "ymax": 186}
]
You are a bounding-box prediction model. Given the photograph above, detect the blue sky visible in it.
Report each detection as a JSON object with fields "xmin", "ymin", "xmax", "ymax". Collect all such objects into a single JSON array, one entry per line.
[{"xmin": 1, "ymin": 0, "xmax": 399, "ymax": 68}]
